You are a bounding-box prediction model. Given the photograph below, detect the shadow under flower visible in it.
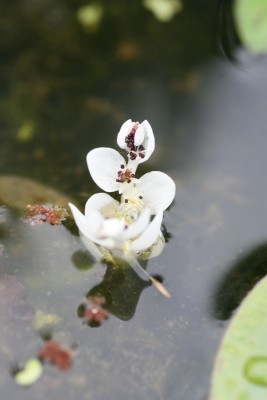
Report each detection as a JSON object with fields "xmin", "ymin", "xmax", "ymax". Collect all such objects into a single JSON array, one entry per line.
[{"xmin": 77, "ymin": 258, "xmax": 152, "ymax": 325}]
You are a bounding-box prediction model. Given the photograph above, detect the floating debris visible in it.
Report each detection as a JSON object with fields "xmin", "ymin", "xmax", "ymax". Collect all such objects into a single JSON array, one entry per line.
[
  {"xmin": 33, "ymin": 310, "xmax": 61, "ymax": 331},
  {"xmin": 21, "ymin": 204, "xmax": 70, "ymax": 226},
  {"xmin": 13, "ymin": 358, "xmax": 43, "ymax": 387},
  {"xmin": 150, "ymin": 277, "xmax": 171, "ymax": 298},
  {"xmin": 38, "ymin": 340, "xmax": 74, "ymax": 371}
]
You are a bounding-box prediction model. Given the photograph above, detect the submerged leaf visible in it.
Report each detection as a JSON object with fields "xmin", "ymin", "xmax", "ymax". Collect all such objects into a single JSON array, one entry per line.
[
  {"xmin": 233, "ymin": 0, "xmax": 267, "ymax": 54},
  {"xmin": 76, "ymin": 3, "xmax": 103, "ymax": 30},
  {"xmin": 16, "ymin": 120, "xmax": 35, "ymax": 142},
  {"xmin": 143, "ymin": 0, "xmax": 182, "ymax": 22},
  {"xmin": 210, "ymin": 276, "xmax": 267, "ymax": 399},
  {"xmin": 0, "ymin": 176, "xmax": 73, "ymax": 210}
]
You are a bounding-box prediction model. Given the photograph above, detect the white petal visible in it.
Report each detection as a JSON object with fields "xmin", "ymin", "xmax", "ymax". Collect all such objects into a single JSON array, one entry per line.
[
  {"xmin": 80, "ymin": 233, "xmax": 103, "ymax": 260},
  {"xmin": 85, "ymin": 193, "xmax": 119, "ymax": 218},
  {"xmin": 99, "ymin": 218, "xmax": 125, "ymax": 238},
  {"xmin": 139, "ymin": 120, "xmax": 155, "ymax": 163},
  {"xmin": 134, "ymin": 125, "xmax": 145, "ymax": 146},
  {"xmin": 87, "ymin": 148, "xmax": 126, "ymax": 192},
  {"xmin": 125, "ymin": 159, "xmax": 138, "ymax": 174},
  {"xmin": 131, "ymin": 211, "xmax": 163, "ymax": 253},
  {"xmin": 86, "ymin": 212, "xmax": 122, "ymax": 246},
  {"xmin": 86, "ymin": 211, "xmax": 105, "ymax": 235},
  {"xmin": 121, "ymin": 208, "xmax": 150, "ymax": 240},
  {"xmin": 139, "ymin": 171, "xmax": 175, "ymax": 213},
  {"xmin": 69, "ymin": 202, "xmax": 98, "ymax": 239},
  {"xmin": 81, "ymin": 232, "xmax": 115, "ymax": 251},
  {"xmin": 69, "ymin": 203, "xmax": 111, "ymax": 247},
  {"xmin": 117, "ymin": 119, "xmax": 133, "ymax": 149},
  {"xmin": 142, "ymin": 233, "xmax": 165, "ymax": 260}
]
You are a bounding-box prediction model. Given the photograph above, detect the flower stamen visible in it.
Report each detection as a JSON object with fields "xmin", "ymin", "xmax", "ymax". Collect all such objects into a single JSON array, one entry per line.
[
  {"xmin": 125, "ymin": 122, "xmax": 146, "ymax": 160},
  {"xmin": 116, "ymin": 168, "xmax": 134, "ymax": 184}
]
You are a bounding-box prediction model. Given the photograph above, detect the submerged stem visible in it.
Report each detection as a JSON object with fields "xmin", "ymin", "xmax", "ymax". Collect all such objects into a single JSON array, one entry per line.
[{"xmin": 128, "ymin": 257, "xmax": 171, "ymax": 298}]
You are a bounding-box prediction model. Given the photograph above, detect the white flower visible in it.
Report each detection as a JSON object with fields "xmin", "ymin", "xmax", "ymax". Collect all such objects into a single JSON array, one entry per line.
[
  {"xmin": 69, "ymin": 193, "xmax": 164, "ymax": 258},
  {"xmin": 71, "ymin": 118, "xmax": 175, "ymax": 262},
  {"xmin": 69, "ymin": 118, "xmax": 175, "ymax": 297},
  {"xmin": 87, "ymin": 147, "xmax": 176, "ymax": 212},
  {"xmin": 117, "ymin": 119, "xmax": 155, "ymax": 168}
]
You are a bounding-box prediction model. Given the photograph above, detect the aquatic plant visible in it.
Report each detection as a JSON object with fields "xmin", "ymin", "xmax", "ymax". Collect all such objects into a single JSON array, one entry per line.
[
  {"xmin": 38, "ymin": 340, "xmax": 74, "ymax": 371},
  {"xmin": 69, "ymin": 120, "xmax": 175, "ymax": 295},
  {"xmin": 21, "ymin": 204, "xmax": 70, "ymax": 226}
]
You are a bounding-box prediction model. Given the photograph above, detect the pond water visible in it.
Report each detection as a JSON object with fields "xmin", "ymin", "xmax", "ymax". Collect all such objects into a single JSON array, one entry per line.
[{"xmin": 1, "ymin": 1, "xmax": 267, "ymax": 399}]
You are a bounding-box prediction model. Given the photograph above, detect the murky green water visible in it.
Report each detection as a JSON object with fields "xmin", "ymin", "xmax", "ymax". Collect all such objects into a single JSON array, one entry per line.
[{"xmin": 1, "ymin": 1, "xmax": 267, "ymax": 399}]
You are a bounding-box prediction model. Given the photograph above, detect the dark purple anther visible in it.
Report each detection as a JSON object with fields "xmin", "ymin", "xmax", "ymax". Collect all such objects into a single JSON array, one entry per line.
[
  {"xmin": 130, "ymin": 152, "xmax": 137, "ymax": 160},
  {"xmin": 125, "ymin": 122, "xmax": 140, "ymax": 153}
]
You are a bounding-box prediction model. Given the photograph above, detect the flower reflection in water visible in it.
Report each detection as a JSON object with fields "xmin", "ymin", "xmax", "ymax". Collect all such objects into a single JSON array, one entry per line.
[
  {"xmin": 75, "ymin": 257, "xmax": 161, "ymax": 327},
  {"xmin": 78, "ymin": 295, "xmax": 109, "ymax": 327}
]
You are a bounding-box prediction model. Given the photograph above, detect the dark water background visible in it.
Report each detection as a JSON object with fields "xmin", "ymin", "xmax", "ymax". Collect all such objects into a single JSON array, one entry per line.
[{"xmin": 1, "ymin": 1, "xmax": 267, "ymax": 399}]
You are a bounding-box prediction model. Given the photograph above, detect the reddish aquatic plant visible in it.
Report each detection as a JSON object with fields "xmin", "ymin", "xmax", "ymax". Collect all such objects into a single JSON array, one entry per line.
[
  {"xmin": 21, "ymin": 204, "xmax": 70, "ymax": 226},
  {"xmin": 38, "ymin": 340, "xmax": 73, "ymax": 371}
]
